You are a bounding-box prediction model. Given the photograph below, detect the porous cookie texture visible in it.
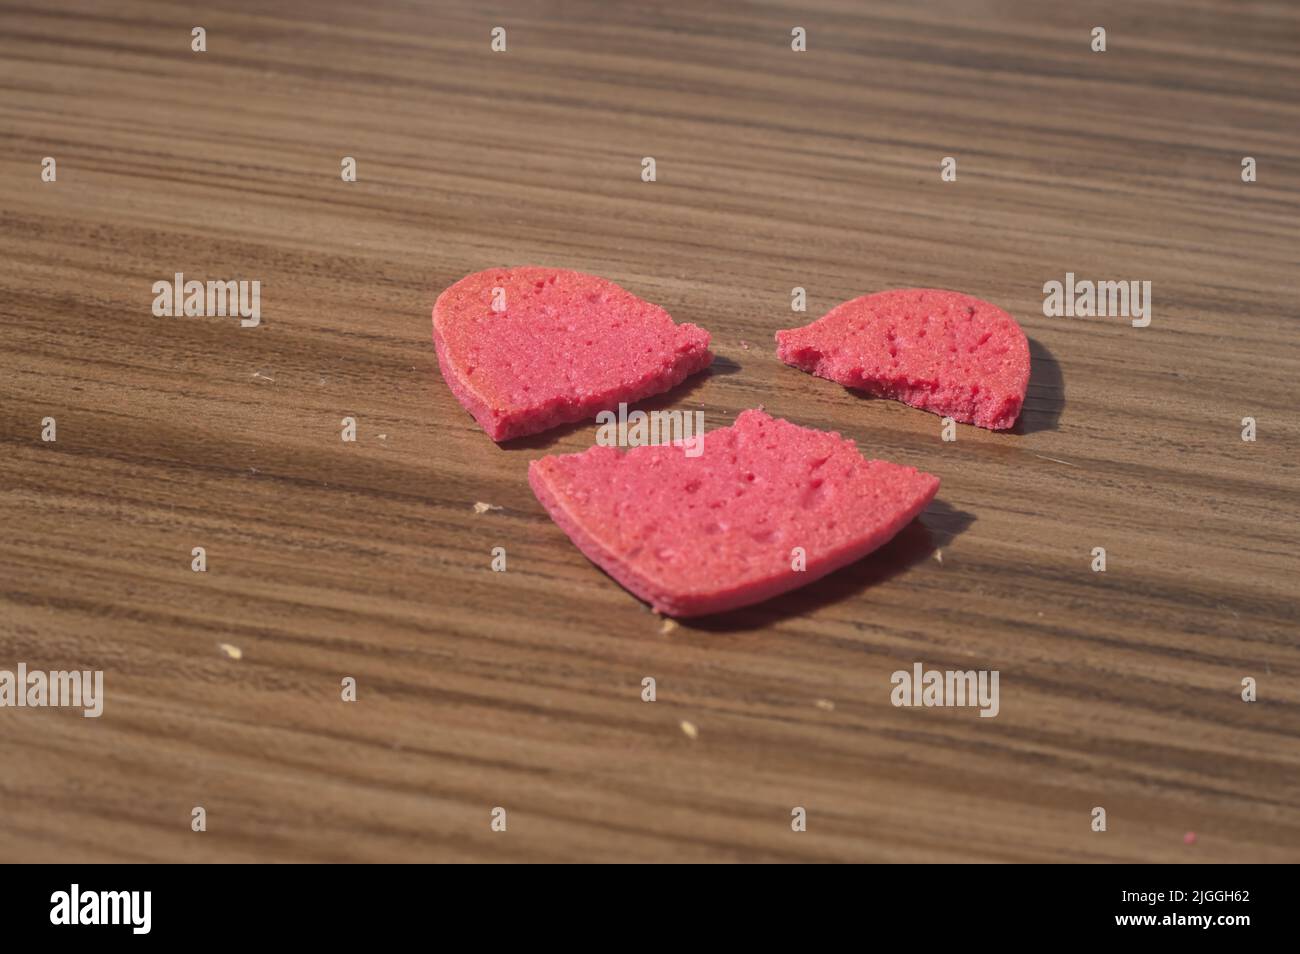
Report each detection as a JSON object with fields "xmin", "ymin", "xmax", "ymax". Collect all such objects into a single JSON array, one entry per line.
[
  {"xmin": 528, "ymin": 409, "xmax": 939, "ymax": 617},
  {"xmin": 776, "ymin": 289, "xmax": 1030, "ymax": 430},
  {"xmin": 433, "ymin": 266, "xmax": 713, "ymax": 441}
]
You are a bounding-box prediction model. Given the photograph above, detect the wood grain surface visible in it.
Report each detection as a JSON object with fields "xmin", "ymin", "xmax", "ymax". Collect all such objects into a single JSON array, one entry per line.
[{"xmin": 1, "ymin": 0, "xmax": 1298, "ymax": 863}]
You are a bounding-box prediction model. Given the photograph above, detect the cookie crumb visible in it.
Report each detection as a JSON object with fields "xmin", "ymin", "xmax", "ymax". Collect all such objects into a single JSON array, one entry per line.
[
  {"xmin": 659, "ymin": 618, "xmax": 678, "ymax": 635},
  {"xmin": 814, "ymin": 698, "xmax": 835, "ymax": 711},
  {"xmin": 219, "ymin": 643, "xmax": 243, "ymax": 660},
  {"xmin": 473, "ymin": 501, "xmax": 503, "ymax": 514},
  {"xmin": 679, "ymin": 720, "xmax": 698, "ymax": 740},
  {"xmin": 935, "ymin": 550, "xmax": 943, "ymax": 564}
]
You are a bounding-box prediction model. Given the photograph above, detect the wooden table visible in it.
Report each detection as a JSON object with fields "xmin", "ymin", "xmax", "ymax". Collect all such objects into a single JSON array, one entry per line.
[{"xmin": 1, "ymin": 0, "xmax": 1296, "ymax": 863}]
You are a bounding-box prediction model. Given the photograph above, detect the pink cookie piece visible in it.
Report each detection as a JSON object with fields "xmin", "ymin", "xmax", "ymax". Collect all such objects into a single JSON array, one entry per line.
[
  {"xmin": 433, "ymin": 267, "xmax": 713, "ymax": 441},
  {"xmin": 776, "ymin": 289, "xmax": 1030, "ymax": 430},
  {"xmin": 528, "ymin": 409, "xmax": 939, "ymax": 617}
]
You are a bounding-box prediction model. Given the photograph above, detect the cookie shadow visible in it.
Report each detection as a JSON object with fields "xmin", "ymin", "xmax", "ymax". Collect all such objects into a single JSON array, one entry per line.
[
  {"xmin": 1014, "ymin": 338, "xmax": 1064, "ymax": 434},
  {"xmin": 498, "ymin": 366, "xmax": 717, "ymax": 451},
  {"xmin": 707, "ymin": 354, "xmax": 743, "ymax": 376},
  {"xmin": 683, "ymin": 498, "xmax": 975, "ymax": 632}
]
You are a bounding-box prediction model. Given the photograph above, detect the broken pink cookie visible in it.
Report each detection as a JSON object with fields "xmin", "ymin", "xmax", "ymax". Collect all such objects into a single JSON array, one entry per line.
[
  {"xmin": 776, "ymin": 289, "xmax": 1030, "ymax": 430},
  {"xmin": 433, "ymin": 267, "xmax": 713, "ymax": 441},
  {"xmin": 528, "ymin": 409, "xmax": 939, "ymax": 617}
]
